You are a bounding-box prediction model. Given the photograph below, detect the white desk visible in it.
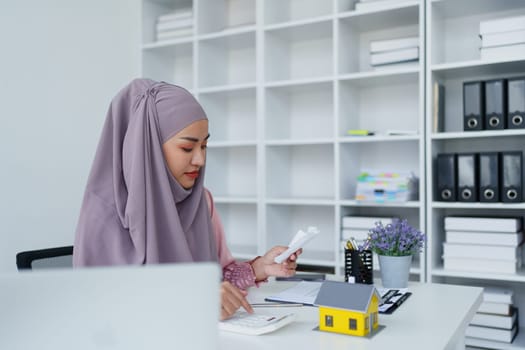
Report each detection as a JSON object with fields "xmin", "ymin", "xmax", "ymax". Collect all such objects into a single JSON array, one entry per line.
[{"xmin": 219, "ymin": 281, "xmax": 483, "ymax": 350}]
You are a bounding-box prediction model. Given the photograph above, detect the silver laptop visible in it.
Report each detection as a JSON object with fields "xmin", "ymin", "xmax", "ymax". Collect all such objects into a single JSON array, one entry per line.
[{"xmin": 0, "ymin": 263, "xmax": 220, "ymax": 350}]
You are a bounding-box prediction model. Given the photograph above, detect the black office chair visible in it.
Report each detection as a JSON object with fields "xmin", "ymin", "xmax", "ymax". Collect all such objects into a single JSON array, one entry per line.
[{"xmin": 16, "ymin": 245, "xmax": 74, "ymax": 270}]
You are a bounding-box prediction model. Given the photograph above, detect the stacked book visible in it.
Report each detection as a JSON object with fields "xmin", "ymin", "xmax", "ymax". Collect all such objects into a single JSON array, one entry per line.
[
  {"xmin": 466, "ymin": 287, "xmax": 519, "ymax": 349},
  {"xmin": 354, "ymin": 0, "xmax": 408, "ymax": 12},
  {"xmin": 156, "ymin": 8, "xmax": 193, "ymax": 42},
  {"xmin": 340, "ymin": 216, "xmax": 394, "ymax": 268},
  {"xmin": 369, "ymin": 36, "xmax": 419, "ymax": 67},
  {"xmin": 442, "ymin": 216, "xmax": 524, "ymax": 274},
  {"xmin": 480, "ymin": 15, "xmax": 525, "ymax": 61}
]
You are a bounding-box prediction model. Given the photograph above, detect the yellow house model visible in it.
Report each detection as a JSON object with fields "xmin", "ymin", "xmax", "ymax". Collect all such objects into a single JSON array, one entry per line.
[{"xmin": 314, "ymin": 281, "xmax": 381, "ymax": 337}]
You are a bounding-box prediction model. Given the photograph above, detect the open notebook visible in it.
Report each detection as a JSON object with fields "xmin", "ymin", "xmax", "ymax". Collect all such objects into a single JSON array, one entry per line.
[{"xmin": 0, "ymin": 263, "xmax": 220, "ymax": 350}]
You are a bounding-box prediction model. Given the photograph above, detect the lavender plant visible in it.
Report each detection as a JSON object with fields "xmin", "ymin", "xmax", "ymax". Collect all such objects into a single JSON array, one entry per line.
[{"xmin": 362, "ymin": 218, "xmax": 425, "ymax": 256}]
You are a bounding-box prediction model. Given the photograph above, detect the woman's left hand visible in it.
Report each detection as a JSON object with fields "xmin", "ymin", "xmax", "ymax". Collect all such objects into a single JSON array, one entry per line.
[{"xmin": 250, "ymin": 246, "xmax": 302, "ymax": 281}]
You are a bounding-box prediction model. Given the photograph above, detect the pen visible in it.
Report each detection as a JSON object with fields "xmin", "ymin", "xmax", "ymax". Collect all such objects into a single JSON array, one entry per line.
[
  {"xmin": 350, "ymin": 237, "xmax": 359, "ymax": 250},
  {"xmin": 250, "ymin": 302, "xmax": 304, "ymax": 308},
  {"xmin": 361, "ymin": 236, "xmax": 371, "ymax": 251}
]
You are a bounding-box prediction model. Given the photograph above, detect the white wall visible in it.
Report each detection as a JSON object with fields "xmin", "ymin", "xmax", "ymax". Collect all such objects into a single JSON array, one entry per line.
[{"xmin": 0, "ymin": 0, "xmax": 141, "ymax": 271}]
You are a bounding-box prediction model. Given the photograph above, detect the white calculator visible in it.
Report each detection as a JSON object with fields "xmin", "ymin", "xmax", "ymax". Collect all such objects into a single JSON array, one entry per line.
[{"xmin": 219, "ymin": 311, "xmax": 296, "ymax": 335}]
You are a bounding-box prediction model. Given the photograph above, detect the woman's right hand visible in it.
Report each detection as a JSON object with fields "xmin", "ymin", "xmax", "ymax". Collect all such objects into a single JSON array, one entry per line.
[{"xmin": 220, "ymin": 281, "xmax": 253, "ymax": 320}]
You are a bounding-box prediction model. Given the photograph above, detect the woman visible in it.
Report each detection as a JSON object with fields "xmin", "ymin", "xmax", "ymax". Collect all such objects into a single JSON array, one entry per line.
[{"xmin": 73, "ymin": 78, "xmax": 301, "ymax": 320}]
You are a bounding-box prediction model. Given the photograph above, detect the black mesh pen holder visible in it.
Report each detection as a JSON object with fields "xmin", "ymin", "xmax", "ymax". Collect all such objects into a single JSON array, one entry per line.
[{"xmin": 344, "ymin": 249, "xmax": 373, "ymax": 284}]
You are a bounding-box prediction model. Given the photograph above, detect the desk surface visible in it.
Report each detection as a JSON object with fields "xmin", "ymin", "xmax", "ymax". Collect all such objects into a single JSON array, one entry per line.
[{"xmin": 219, "ymin": 280, "xmax": 483, "ymax": 350}]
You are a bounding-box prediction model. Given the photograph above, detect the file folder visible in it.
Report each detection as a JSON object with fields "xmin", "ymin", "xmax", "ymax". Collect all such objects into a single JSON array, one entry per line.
[
  {"xmin": 501, "ymin": 151, "xmax": 523, "ymax": 202},
  {"xmin": 507, "ymin": 77, "xmax": 525, "ymax": 129},
  {"xmin": 484, "ymin": 79, "xmax": 507, "ymax": 130},
  {"xmin": 463, "ymin": 81, "xmax": 485, "ymax": 131},
  {"xmin": 479, "ymin": 152, "xmax": 500, "ymax": 202},
  {"xmin": 457, "ymin": 153, "xmax": 479, "ymax": 202},
  {"xmin": 436, "ymin": 153, "xmax": 457, "ymax": 201}
]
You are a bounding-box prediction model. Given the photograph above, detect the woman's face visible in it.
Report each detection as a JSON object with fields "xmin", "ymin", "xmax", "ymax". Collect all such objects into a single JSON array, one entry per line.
[{"xmin": 162, "ymin": 119, "xmax": 209, "ymax": 189}]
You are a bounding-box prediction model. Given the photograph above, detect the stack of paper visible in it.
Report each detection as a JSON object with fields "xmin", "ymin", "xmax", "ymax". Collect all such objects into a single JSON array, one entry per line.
[
  {"xmin": 341, "ymin": 216, "xmax": 393, "ymax": 241},
  {"xmin": 466, "ymin": 287, "xmax": 519, "ymax": 348},
  {"xmin": 354, "ymin": 0, "xmax": 409, "ymax": 12},
  {"xmin": 340, "ymin": 216, "xmax": 394, "ymax": 269},
  {"xmin": 442, "ymin": 216, "xmax": 523, "ymax": 274},
  {"xmin": 479, "ymin": 15, "xmax": 525, "ymax": 60},
  {"xmin": 369, "ymin": 36, "xmax": 419, "ymax": 67},
  {"xmin": 264, "ymin": 281, "xmax": 323, "ymax": 306},
  {"xmin": 355, "ymin": 171, "xmax": 419, "ymax": 202},
  {"xmin": 156, "ymin": 8, "xmax": 193, "ymax": 42}
]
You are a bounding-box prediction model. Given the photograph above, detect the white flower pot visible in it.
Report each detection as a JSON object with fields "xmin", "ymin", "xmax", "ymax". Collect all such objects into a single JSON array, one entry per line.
[{"xmin": 378, "ymin": 255, "xmax": 412, "ymax": 288}]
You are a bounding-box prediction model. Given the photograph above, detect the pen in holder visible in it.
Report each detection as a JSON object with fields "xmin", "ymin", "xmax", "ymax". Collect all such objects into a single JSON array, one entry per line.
[{"xmin": 345, "ymin": 249, "xmax": 373, "ymax": 284}]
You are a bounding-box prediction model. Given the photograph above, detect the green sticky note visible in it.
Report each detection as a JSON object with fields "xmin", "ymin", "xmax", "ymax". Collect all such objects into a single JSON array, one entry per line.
[{"xmin": 347, "ymin": 129, "xmax": 374, "ymax": 136}]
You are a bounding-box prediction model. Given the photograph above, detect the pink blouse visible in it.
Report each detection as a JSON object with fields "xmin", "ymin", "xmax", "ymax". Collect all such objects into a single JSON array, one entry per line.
[{"xmin": 206, "ymin": 190, "xmax": 260, "ymax": 290}]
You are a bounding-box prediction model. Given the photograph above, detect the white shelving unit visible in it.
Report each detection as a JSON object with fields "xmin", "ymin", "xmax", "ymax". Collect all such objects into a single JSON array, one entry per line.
[
  {"xmin": 141, "ymin": 0, "xmax": 525, "ymax": 343},
  {"xmin": 425, "ymin": 0, "xmax": 525, "ymax": 338},
  {"xmin": 141, "ymin": 0, "xmax": 426, "ymax": 281}
]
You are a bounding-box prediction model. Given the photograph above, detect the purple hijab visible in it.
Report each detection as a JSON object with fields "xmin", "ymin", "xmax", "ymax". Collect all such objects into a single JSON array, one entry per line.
[{"xmin": 73, "ymin": 78, "xmax": 217, "ymax": 266}]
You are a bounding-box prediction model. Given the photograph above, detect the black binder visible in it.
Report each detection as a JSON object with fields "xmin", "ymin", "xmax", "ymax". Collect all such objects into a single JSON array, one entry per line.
[
  {"xmin": 501, "ymin": 151, "xmax": 523, "ymax": 203},
  {"xmin": 436, "ymin": 153, "xmax": 457, "ymax": 201},
  {"xmin": 479, "ymin": 152, "xmax": 500, "ymax": 202},
  {"xmin": 507, "ymin": 77, "xmax": 525, "ymax": 129},
  {"xmin": 463, "ymin": 81, "xmax": 485, "ymax": 131},
  {"xmin": 485, "ymin": 79, "xmax": 507, "ymax": 130},
  {"xmin": 457, "ymin": 153, "xmax": 479, "ymax": 202}
]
